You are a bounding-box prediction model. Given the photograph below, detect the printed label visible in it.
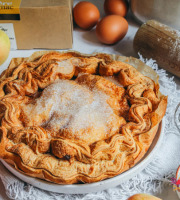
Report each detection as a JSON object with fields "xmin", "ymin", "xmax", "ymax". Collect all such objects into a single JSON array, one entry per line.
[
  {"xmin": 0, "ymin": 23, "xmax": 17, "ymax": 50},
  {"xmin": 0, "ymin": 0, "xmax": 21, "ymax": 14}
]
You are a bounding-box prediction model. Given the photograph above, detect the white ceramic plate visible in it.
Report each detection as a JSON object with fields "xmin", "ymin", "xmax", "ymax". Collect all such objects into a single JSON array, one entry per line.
[{"xmin": 1, "ymin": 118, "xmax": 165, "ymax": 194}]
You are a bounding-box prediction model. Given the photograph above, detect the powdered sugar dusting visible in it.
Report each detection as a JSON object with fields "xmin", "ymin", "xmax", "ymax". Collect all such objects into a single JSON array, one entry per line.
[
  {"xmin": 22, "ymin": 80, "xmax": 117, "ymax": 142},
  {"xmin": 103, "ymin": 76, "xmax": 123, "ymax": 87}
]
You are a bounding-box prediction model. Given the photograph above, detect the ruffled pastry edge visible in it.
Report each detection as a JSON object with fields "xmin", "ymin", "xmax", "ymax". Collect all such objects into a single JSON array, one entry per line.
[{"xmin": 0, "ymin": 51, "xmax": 167, "ymax": 184}]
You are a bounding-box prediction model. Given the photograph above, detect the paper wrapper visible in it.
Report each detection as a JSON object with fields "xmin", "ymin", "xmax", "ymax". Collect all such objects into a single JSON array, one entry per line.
[
  {"xmin": 6, "ymin": 50, "xmax": 159, "ymax": 81},
  {"xmin": 2, "ymin": 50, "xmax": 161, "ymax": 100}
]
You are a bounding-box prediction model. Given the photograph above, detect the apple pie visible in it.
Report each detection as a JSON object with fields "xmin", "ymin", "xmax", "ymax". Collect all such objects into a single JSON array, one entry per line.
[{"xmin": 0, "ymin": 51, "xmax": 167, "ymax": 184}]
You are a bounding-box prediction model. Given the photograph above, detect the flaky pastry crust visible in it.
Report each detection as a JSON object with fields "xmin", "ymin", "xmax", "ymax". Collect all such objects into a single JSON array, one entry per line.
[{"xmin": 0, "ymin": 51, "xmax": 167, "ymax": 184}]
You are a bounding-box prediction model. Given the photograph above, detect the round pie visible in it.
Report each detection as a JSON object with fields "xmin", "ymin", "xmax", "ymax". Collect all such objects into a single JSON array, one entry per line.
[{"xmin": 0, "ymin": 51, "xmax": 167, "ymax": 184}]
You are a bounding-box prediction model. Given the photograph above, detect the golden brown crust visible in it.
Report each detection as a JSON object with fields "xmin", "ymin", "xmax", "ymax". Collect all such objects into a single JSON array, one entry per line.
[{"xmin": 0, "ymin": 51, "xmax": 167, "ymax": 184}]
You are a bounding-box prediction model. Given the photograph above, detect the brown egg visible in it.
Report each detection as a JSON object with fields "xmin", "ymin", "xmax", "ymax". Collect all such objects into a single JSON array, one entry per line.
[
  {"xmin": 73, "ymin": 1, "xmax": 100, "ymax": 30},
  {"xmin": 104, "ymin": 0, "xmax": 129, "ymax": 17},
  {"xmin": 96, "ymin": 15, "xmax": 128, "ymax": 44}
]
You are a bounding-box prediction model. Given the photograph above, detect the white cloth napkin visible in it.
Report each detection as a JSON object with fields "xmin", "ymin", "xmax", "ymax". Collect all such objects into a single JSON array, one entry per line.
[{"xmin": 0, "ymin": 57, "xmax": 180, "ymax": 200}]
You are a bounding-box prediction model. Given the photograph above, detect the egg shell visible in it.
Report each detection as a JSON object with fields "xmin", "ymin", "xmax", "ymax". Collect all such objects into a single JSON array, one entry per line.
[
  {"xmin": 73, "ymin": 1, "xmax": 100, "ymax": 30},
  {"xmin": 104, "ymin": 0, "xmax": 128, "ymax": 17},
  {"xmin": 96, "ymin": 15, "xmax": 128, "ymax": 44}
]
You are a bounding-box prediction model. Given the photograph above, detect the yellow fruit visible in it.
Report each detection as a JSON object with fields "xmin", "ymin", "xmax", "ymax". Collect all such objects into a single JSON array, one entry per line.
[
  {"xmin": 0, "ymin": 30, "xmax": 10, "ymax": 65},
  {"xmin": 128, "ymin": 193, "xmax": 161, "ymax": 200}
]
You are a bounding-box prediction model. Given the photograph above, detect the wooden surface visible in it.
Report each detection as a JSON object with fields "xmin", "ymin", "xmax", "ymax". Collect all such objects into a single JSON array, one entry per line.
[{"xmin": 134, "ymin": 20, "xmax": 180, "ymax": 78}]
